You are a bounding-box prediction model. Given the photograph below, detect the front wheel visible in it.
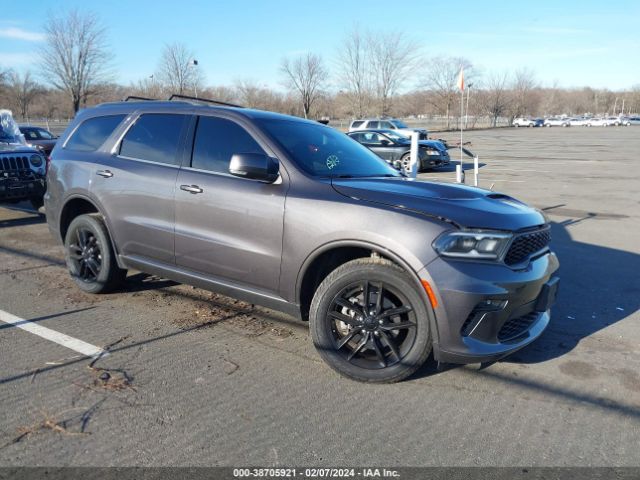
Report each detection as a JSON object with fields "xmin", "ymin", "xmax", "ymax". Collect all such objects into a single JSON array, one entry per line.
[
  {"xmin": 400, "ymin": 153, "xmax": 418, "ymax": 174},
  {"xmin": 64, "ymin": 214, "xmax": 127, "ymax": 294},
  {"xmin": 309, "ymin": 258, "xmax": 432, "ymax": 383}
]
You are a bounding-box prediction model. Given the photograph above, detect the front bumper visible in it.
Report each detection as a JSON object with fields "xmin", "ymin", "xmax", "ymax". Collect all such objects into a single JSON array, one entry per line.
[
  {"xmin": 420, "ymin": 152, "xmax": 450, "ymax": 170},
  {"xmin": 0, "ymin": 175, "xmax": 45, "ymax": 202},
  {"xmin": 420, "ymin": 251, "xmax": 560, "ymax": 364}
]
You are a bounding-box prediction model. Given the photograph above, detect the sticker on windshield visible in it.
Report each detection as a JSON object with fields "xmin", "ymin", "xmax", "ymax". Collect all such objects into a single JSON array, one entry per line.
[{"xmin": 326, "ymin": 155, "xmax": 340, "ymax": 170}]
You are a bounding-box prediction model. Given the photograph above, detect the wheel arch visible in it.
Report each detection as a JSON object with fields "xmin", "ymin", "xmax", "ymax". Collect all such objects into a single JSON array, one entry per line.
[
  {"xmin": 59, "ymin": 194, "xmax": 125, "ymax": 269},
  {"xmin": 295, "ymin": 240, "xmax": 439, "ymax": 347}
]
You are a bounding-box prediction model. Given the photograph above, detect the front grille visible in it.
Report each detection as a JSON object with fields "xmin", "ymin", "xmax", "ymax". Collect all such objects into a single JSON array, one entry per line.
[
  {"xmin": 498, "ymin": 312, "xmax": 539, "ymax": 342},
  {"xmin": 1, "ymin": 156, "xmax": 30, "ymax": 171},
  {"xmin": 505, "ymin": 226, "xmax": 550, "ymax": 266}
]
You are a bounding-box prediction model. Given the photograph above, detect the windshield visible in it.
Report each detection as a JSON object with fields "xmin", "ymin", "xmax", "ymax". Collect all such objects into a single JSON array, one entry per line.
[
  {"xmin": 258, "ymin": 119, "xmax": 401, "ymax": 178},
  {"xmin": 391, "ymin": 120, "xmax": 408, "ymax": 129},
  {"xmin": 0, "ymin": 110, "xmax": 25, "ymax": 144},
  {"xmin": 379, "ymin": 130, "xmax": 409, "ymax": 142}
]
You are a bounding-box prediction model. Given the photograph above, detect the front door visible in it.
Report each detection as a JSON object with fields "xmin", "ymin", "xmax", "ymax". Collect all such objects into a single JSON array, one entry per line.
[{"xmin": 174, "ymin": 115, "xmax": 286, "ymax": 294}]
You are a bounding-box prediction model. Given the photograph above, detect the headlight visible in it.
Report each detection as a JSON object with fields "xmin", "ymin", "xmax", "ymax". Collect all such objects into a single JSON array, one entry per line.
[
  {"xmin": 426, "ymin": 149, "xmax": 439, "ymax": 155},
  {"xmin": 433, "ymin": 230, "xmax": 512, "ymax": 260},
  {"xmin": 30, "ymin": 154, "xmax": 43, "ymax": 167}
]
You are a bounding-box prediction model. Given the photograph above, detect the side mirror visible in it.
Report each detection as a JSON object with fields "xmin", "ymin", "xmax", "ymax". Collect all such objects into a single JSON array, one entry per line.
[
  {"xmin": 229, "ymin": 153, "xmax": 279, "ymax": 183},
  {"xmin": 380, "ymin": 139, "xmax": 390, "ymax": 146}
]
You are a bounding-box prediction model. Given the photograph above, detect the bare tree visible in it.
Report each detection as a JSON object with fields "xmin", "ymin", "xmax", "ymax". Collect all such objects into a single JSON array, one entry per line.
[
  {"xmin": 9, "ymin": 71, "xmax": 41, "ymax": 119},
  {"xmin": 335, "ymin": 27, "xmax": 373, "ymax": 118},
  {"xmin": 422, "ymin": 56, "xmax": 474, "ymax": 128},
  {"xmin": 510, "ymin": 68, "xmax": 539, "ymax": 119},
  {"xmin": 368, "ymin": 31, "xmax": 419, "ymax": 116},
  {"xmin": 40, "ymin": 10, "xmax": 113, "ymax": 113},
  {"xmin": 280, "ymin": 53, "xmax": 327, "ymax": 118},
  {"xmin": 156, "ymin": 42, "xmax": 203, "ymax": 96},
  {"xmin": 481, "ymin": 71, "xmax": 511, "ymax": 127}
]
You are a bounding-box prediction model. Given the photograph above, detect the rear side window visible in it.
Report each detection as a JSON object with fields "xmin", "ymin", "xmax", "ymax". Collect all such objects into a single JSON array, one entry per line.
[
  {"xmin": 119, "ymin": 114, "xmax": 187, "ymax": 165},
  {"xmin": 191, "ymin": 116, "xmax": 265, "ymax": 174},
  {"xmin": 367, "ymin": 121, "xmax": 380, "ymax": 129},
  {"xmin": 65, "ymin": 114, "xmax": 126, "ymax": 152}
]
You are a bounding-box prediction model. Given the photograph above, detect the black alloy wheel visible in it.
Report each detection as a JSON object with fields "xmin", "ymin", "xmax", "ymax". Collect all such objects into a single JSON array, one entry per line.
[
  {"xmin": 68, "ymin": 227, "xmax": 102, "ymax": 283},
  {"xmin": 64, "ymin": 214, "xmax": 127, "ymax": 293},
  {"xmin": 310, "ymin": 258, "xmax": 432, "ymax": 383},
  {"xmin": 327, "ymin": 280, "xmax": 417, "ymax": 369}
]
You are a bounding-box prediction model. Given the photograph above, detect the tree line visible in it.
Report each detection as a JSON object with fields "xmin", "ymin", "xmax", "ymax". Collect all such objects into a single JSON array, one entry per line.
[{"xmin": 1, "ymin": 10, "xmax": 638, "ymax": 125}]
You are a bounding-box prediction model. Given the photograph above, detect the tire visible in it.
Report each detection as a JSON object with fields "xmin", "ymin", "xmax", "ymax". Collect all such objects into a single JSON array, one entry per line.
[
  {"xmin": 29, "ymin": 196, "xmax": 44, "ymax": 211},
  {"xmin": 309, "ymin": 258, "xmax": 432, "ymax": 383},
  {"xmin": 64, "ymin": 214, "xmax": 127, "ymax": 294}
]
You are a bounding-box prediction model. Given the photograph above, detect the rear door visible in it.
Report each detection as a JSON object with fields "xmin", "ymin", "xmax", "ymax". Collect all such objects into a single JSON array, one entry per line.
[
  {"xmin": 174, "ymin": 114, "xmax": 287, "ymax": 294},
  {"xmin": 91, "ymin": 112, "xmax": 190, "ymax": 265}
]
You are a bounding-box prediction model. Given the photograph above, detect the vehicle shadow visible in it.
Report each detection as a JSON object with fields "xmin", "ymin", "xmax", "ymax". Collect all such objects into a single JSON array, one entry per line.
[
  {"xmin": 123, "ymin": 272, "xmax": 178, "ymax": 292},
  {"xmin": 0, "ymin": 214, "xmax": 46, "ymax": 229},
  {"xmin": 432, "ymin": 161, "xmax": 487, "ymax": 174},
  {"xmin": 505, "ymin": 218, "xmax": 639, "ymax": 364}
]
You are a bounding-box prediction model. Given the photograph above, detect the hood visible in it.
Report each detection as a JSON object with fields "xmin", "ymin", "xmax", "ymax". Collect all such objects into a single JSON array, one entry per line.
[
  {"xmin": 0, "ymin": 143, "xmax": 39, "ymax": 154},
  {"xmin": 331, "ymin": 177, "xmax": 546, "ymax": 231}
]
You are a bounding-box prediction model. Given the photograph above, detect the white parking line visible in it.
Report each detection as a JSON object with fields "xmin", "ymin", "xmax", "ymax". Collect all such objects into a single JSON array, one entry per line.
[{"xmin": 0, "ymin": 309, "xmax": 104, "ymax": 357}]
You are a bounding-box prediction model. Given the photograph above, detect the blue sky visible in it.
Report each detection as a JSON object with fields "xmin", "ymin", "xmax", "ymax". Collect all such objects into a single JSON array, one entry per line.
[{"xmin": 0, "ymin": 0, "xmax": 638, "ymax": 91}]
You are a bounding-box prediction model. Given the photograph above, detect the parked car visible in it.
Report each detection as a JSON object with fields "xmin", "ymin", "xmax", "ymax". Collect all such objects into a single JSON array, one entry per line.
[
  {"xmin": 347, "ymin": 129, "xmax": 449, "ymax": 172},
  {"xmin": 512, "ymin": 117, "xmax": 543, "ymax": 127},
  {"xmin": 543, "ymin": 117, "xmax": 571, "ymax": 127},
  {"xmin": 0, "ymin": 110, "xmax": 47, "ymax": 210},
  {"xmin": 568, "ymin": 117, "xmax": 590, "ymax": 126},
  {"xmin": 349, "ymin": 118, "xmax": 428, "ymax": 139},
  {"xmin": 606, "ymin": 116, "xmax": 621, "ymax": 126},
  {"xmin": 620, "ymin": 116, "xmax": 640, "ymax": 126},
  {"xmin": 19, "ymin": 125, "xmax": 58, "ymax": 155},
  {"xmin": 45, "ymin": 99, "xmax": 559, "ymax": 383},
  {"xmin": 585, "ymin": 117, "xmax": 613, "ymax": 127}
]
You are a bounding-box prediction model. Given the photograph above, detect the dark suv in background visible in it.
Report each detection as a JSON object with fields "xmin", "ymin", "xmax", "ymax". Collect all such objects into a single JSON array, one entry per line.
[{"xmin": 45, "ymin": 98, "xmax": 559, "ymax": 383}]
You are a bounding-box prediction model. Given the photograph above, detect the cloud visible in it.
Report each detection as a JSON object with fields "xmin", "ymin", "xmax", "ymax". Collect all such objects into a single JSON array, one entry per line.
[
  {"xmin": 0, "ymin": 52, "xmax": 38, "ymax": 67},
  {"xmin": 0, "ymin": 27, "xmax": 45, "ymax": 42}
]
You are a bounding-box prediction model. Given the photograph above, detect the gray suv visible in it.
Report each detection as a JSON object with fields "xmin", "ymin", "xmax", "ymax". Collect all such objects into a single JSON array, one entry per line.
[{"xmin": 45, "ymin": 99, "xmax": 559, "ymax": 383}]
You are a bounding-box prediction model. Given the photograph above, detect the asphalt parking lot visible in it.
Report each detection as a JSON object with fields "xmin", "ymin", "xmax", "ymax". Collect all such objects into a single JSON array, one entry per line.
[{"xmin": 0, "ymin": 126, "xmax": 639, "ymax": 467}]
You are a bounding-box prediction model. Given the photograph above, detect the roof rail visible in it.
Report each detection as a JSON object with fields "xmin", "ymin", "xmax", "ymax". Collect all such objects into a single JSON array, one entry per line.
[
  {"xmin": 168, "ymin": 94, "xmax": 243, "ymax": 108},
  {"xmin": 123, "ymin": 95, "xmax": 156, "ymax": 102}
]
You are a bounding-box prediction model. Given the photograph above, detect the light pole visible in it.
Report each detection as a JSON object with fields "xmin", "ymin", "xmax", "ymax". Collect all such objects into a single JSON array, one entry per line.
[
  {"xmin": 465, "ymin": 82, "xmax": 473, "ymax": 129},
  {"xmin": 190, "ymin": 59, "xmax": 199, "ymax": 98}
]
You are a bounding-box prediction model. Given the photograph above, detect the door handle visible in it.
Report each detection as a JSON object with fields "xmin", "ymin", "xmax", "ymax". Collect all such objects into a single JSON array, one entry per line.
[
  {"xmin": 180, "ymin": 184, "xmax": 203, "ymax": 194},
  {"xmin": 96, "ymin": 170, "xmax": 113, "ymax": 178}
]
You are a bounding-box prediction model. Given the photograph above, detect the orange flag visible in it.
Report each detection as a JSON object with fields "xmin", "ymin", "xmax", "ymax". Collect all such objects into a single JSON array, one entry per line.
[{"xmin": 457, "ymin": 67, "xmax": 465, "ymax": 91}]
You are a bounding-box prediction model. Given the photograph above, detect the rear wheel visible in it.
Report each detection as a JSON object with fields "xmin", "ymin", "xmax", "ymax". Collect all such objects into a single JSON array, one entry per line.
[
  {"xmin": 309, "ymin": 258, "xmax": 432, "ymax": 383},
  {"xmin": 64, "ymin": 214, "xmax": 127, "ymax": 294}
]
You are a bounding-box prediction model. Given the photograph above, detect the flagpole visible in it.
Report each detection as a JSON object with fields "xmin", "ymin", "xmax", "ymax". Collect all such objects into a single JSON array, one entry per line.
[{"xmin": 460, "ymin": 85, "xmax": 464, "ymax": 171}]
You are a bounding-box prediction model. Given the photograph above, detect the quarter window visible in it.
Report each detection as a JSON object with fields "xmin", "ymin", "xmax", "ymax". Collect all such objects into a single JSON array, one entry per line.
[
  {"xmin": 65, "ymin": 114, "xmax": 126, "ymax": 152},
  {"xmin": 119, "ymin": 114, "xmax": 187, "ymax": 166},
  {"xmin": 191, "ymin": 116, "xmax": 265, "ymax": 173}
]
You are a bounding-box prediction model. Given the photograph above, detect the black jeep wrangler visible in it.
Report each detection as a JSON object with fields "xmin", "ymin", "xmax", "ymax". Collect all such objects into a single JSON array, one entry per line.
[{"xmin": 0, "ymin": 110, "xmax": 47, "ymax": 210}]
